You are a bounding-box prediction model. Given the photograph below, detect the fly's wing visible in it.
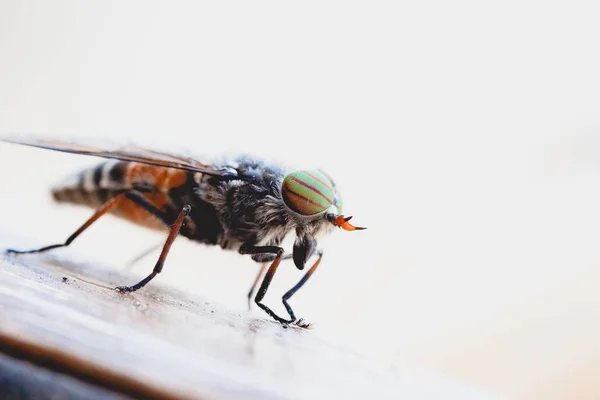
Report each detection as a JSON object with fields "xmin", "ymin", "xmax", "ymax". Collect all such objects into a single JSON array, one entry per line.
[{"xmin": 0, "ymin": 134, "xmax": 236, "ymax": 177}]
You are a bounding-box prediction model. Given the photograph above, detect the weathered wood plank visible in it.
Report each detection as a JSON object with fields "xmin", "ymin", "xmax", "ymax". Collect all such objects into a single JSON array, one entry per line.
[
  {"xmin": 0, "ymin": 352, "xmax": 131, "ymax": 400},
  {"xmin": 0, "ymin": 235, "xmax": 502, "ymax": 400}
]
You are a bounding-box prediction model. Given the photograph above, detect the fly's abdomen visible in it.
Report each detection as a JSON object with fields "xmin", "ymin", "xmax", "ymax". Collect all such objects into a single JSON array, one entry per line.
[
  {"xmin": 52, "ymin": 161, "xmax": 190, "ymax": 229},
  {"xmin": 52, "ymin": 160, "xmax": 128, "ymax": 206}
]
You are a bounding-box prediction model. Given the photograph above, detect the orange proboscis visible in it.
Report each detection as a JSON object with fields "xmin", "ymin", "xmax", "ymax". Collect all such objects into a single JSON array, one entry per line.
[{"xmin": 334, "ymin": 215, "xmax": 366, "ymax": 231}]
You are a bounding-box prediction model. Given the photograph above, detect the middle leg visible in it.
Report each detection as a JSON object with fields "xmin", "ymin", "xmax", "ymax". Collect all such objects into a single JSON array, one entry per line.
[
  {"xmin": 240, "ymin": 245, "xmax": 292, "ymax": 325},
  {"xmin": 115, "ymin": 204, "xmax": 191, "ymax": 293},
  {"xmin": 246, "ymin": 253, "xmax": 293, "ymax": 310}
]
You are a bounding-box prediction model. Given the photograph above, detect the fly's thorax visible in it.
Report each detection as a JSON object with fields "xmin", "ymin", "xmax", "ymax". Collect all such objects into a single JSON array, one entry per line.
[{"xmin": 193, "ymin": 163, "xmax": 294, "ymax": 246}]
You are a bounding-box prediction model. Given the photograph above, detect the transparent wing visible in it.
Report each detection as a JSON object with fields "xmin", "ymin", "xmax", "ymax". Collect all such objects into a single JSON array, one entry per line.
[{"xmin": 0, "ymin": 134, "xmax": 232, "ymax": 177}]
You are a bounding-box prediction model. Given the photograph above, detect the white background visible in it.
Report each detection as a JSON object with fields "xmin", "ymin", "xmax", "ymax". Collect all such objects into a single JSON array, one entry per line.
[{"xmin": 1, "ymin": 1, "xmax": 600, "ymax": 398}]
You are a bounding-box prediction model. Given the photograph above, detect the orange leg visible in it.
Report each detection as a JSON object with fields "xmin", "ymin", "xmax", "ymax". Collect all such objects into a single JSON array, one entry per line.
[
  {"xmin": 6, "ymin": 194, "xmax": 126, "ymax": 254},
  {"xmin": 247, "ymin": 263, "xmax": 267, "ymax": 310},
  {"xmin": 115, "ymin": 204, "xmax": 190, "ymax": 292},
  {"xmin": 125, "ymin": 241, "xmax": 164, "ymax": 269},
  {"xmin": 246, "ymin": 253, "xmax": 294, "ymax": 310}
]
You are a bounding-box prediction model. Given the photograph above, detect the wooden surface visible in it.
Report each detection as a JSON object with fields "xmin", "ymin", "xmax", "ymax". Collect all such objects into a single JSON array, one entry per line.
[
  {"xmin": 0, "ymin": 234, "xmax": 502, "ymax": 400},
  {"xmin": 0, "ymin": 352, "xmax": 130, "ymax": 400}
]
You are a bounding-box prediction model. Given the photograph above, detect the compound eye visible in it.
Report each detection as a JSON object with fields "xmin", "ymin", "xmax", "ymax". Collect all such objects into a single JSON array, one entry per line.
[{"xmin": 282, "ymin": 169, "xmax": 335, "ymax": 216}]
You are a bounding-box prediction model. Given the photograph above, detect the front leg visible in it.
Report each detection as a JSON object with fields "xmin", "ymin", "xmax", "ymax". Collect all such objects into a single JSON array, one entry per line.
[
  {"xmin": 281, "ymin": 249, "xmax": 323, "ymax": 329},
  {"xmin": 239, "ymin": 244, "xmax": 293, "ymax": 325}
]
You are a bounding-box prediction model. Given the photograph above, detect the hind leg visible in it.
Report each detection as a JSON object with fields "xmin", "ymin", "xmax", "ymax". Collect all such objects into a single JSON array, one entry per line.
[
  {"xmin": 6, "ymin": 193, "xmax": 127, "ymax": 254},
  {"xmin": 6, "ymin": 191, "xmax": 170, "ymax": 255}
]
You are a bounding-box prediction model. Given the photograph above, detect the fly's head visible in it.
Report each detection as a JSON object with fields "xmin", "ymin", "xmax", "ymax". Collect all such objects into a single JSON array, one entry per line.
[{"xmin": 280, "ymin": 169, "xmax": 366, "ymax": 270}]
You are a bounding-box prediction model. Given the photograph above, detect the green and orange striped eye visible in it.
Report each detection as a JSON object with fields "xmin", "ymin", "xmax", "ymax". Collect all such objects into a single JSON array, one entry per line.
[{"xmin": 281, "ymin": 169, "xmax": 338, "ymax": 216}]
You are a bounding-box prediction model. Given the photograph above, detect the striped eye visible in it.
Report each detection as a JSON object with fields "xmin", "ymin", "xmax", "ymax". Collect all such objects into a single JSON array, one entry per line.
[{"xmin": 282, "ymin": 169, "xmax": 336, "ymax": 216}]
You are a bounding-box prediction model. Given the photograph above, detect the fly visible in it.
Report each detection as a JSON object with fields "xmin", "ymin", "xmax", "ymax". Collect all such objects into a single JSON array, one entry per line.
[{"xmin": 0, "ymin": 135, "xmax": 366, "ymax": 328}]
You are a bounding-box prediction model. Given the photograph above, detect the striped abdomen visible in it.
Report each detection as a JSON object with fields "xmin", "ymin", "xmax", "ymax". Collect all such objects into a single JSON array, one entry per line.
[{"xmin": 52, "ymin": 161, "xmax": 191, "ymax": 230}]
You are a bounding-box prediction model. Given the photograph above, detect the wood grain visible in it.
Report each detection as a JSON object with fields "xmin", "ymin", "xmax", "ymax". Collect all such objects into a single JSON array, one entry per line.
[
  {"xmin": 0, "ymin": 234, "xmax": 501, "ymax": 400},
  {"xmin": 0, "ymin": 352, "xmax": 131, "ymax": 400}
]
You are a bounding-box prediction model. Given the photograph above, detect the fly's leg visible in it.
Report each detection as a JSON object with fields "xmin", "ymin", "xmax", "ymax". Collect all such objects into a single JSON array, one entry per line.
[
  {"xmin": 6, "ymin": 188, "xmax": 187, "ymax": 294},
  {"xmin": 5, "ymin": 190, "xmax": 169, "ymax": 255},
  {"xmin": 281, "ymin": 250, "xmax": 323, "ymax": 329},
  {"xmin": 125, "ymin": 241, "xmax": 163, "ymax": 269},
  {"xmin": 115, "ymin": 204, "xmax": 190, "ymax": 293},
  {"xmin": 247, "ymin": 263, "xmax": 267, "ymax": 310},
  {"xmin": 240, "ymin": 245, "xmax": 293, "ymax": 325},
  {"xmin": 246, "ymin": 254, "xmax": 293, "ymax": 310},
  {"xmin": 6, "ymin": 194, "xmax": 126, "ymax": 254}
]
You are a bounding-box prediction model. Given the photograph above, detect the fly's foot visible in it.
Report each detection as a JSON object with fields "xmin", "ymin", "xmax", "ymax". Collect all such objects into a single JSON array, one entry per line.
[
  {"xmin": 294, "ymin": 318, "xmax": 313, "ymax": 329},
  {"xmin": 6, "ymin": 248, "xmax": 30, "ymax": 255},
  {"xmin": 115, "ymin": 285, "xmax": 136, "ymax": 293},
  {"xmin": 277, "ymin": 315, "xmax": 312, "ymax": 329},
  {"xmin": 6, "ymin": 243, "xmax": 65, "ymax": 255}
]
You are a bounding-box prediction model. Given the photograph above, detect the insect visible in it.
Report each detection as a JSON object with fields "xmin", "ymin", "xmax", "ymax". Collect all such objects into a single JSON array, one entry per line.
[{"xmin": 0, "ymin": 135, "xmax": 365, "ymax": 328}]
